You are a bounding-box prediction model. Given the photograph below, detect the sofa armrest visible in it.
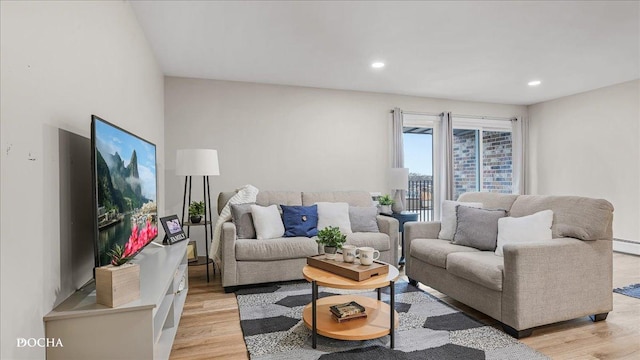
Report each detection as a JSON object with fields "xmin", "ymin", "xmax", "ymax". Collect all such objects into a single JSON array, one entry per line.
[
  {"xmin": 221, "ymin": 221, "xmax": 238, "ymax": 288},
  {"xmin": 404, "ymin": 221, "xmax": 441, "ymax": 241},
  {"xmin": 502, "ymin": 238, "xmax": 612, "ymax": 330},
  {"xmin": 376, "ymin": 215, "xmax": 399, "ymax": 267},
  {"xmin": 404, "ymin": 221, "xmax": 441, "ymax": 275}
]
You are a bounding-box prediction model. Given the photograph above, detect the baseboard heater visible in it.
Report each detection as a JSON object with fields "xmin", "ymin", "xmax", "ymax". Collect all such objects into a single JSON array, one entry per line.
[{"xmin": 613, "ymin": 238, "xmax": 640, "ymax": 256}]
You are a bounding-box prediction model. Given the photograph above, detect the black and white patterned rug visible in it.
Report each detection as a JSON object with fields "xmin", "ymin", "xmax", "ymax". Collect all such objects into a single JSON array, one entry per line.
[{"xmin": 236, "ymin": 281, "xmax": 548, "ymax": 359}]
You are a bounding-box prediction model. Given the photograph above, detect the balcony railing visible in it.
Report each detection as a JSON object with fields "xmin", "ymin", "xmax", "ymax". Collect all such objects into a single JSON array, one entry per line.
[{"xmin": 405, "ymin": 179, "xmax": 434, "ymax": 222}]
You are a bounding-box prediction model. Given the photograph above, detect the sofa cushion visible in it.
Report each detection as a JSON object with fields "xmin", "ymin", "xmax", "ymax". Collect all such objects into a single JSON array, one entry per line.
[
  {"xmin": 410, "ymin": 238, "xmax": 480, "ymax": 269},
  {"xmin": 447, "ymin": 252, "xmax": 504, "ymax": 291},
  {"xmin": 235, "ymin": 237, "xmax": 319, "ymax": 261},
  {"xmin": 453, "ymin": 206, "xmax": 507, "ymax": 251},
  {"xmin": 345, "ymin": 232, "xmax": 390, "ymax": 251},
  {"xmin": 349, "ymin": 206, "xmax": 380, "ymax": 233},
  {"xmin": 250, "ymin": 204, "xmax": 285, "ymax": 240},
  {"xmin": 281, "ymin": 205, "xmax": 319, "ymax": 237},
  {"xmin": 317, "ymin": 202, "xmax": 352, "ymax": 234},
  {"xmin": 438, "ymin": 200, "xmax": 483, "ymax": 240},
  {"xmin": 303, "ymin": 191, "xmax": 373, "ymax": 207},
  {"xmin": 458, "ymin": 192, "xmax": 519, "ymax": 213},
  {"xmin": 509, "ymin": 195, "xmax": 614, "ymax": 240},
  {"xmin": 230, "ymin": 203, "xmax": 256, "ymax": 239},
  {"xmin": 495, "ymin": 210, "xmax": 553, "ymax": 256}
]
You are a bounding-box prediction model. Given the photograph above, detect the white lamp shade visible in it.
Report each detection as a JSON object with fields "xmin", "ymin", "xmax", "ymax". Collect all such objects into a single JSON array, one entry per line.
[
  {"xmin": 176, "ymin": 149, "xmax": 220, "ymax": 176},
  {"xmin": 389, "ymin": 168, "xmax": 409, "ymax": 190}
]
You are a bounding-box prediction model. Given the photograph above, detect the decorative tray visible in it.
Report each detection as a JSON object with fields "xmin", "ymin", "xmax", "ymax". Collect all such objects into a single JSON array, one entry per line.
[{"xmin": 306, "ymin": 254, "xmax": 389, "ymax": 281}]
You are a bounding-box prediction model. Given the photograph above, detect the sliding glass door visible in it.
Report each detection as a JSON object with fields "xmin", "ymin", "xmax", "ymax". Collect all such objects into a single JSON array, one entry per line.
[{"xmin": 402, "ymin": 114, "xmax": 440, "ymax": 221}]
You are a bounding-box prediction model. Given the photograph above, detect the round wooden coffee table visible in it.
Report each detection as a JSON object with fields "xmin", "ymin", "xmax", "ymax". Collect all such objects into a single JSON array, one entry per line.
[{"xmin": 302, "ymin": 264, "xmax": 400, "ymax": 349}]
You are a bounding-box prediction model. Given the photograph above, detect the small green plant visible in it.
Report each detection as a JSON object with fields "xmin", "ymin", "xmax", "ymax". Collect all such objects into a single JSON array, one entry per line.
[
  {"xmin": 378, "ymin": 194, "xmax": 394, "ymax": 205},
  {"xmin": 316, "ymin": 226, "xmax": 347, "ymax": 249},
  {"xmin": 188, "ymin": 201, "xmax": 205, "ymax": 217}
]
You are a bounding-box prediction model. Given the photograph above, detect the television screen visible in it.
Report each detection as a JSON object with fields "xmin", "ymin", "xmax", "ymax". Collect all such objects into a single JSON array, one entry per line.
[{"xmin": 91, "ymin": 115, "xmax": 158, "ymax": 268}]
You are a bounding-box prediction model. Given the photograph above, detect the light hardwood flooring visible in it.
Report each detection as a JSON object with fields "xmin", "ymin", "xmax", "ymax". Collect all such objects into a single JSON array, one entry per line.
[{"xmin": 170, "ymin": 252, "xmax": 640, "ymax": 360}]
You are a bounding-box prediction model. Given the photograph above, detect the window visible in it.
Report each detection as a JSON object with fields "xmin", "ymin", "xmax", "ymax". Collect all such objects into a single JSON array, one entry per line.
[{"xmin": 452, "ymin": 118, "xmax": 513, "ymax": 199}]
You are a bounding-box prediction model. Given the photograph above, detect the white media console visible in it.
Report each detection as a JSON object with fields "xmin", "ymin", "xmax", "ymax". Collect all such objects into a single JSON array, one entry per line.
[{"xmin": 44, "ymin": 240, "xmax": 188, "ymax": 360}]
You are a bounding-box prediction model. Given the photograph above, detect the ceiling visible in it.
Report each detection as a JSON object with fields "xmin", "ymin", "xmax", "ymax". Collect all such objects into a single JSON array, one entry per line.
[{"xmin": 130, "ymin": 1, "xmax": 639, "ymax": 105}]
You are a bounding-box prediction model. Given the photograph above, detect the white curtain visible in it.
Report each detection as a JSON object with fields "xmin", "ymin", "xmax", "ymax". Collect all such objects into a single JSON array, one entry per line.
[
  {"xmin": 440, "ymin": 112, "xmax": 454, "ymax": 201},
  {"xmin": 392, "ymin": 108, "xmax": 404, "ymax": 167},
  {"xmin": 392, "ymin": 108, "xmax": 406, "ymax": 208},
  {"xmin": 511, "ymin": 116, "xmax": 528, "ymax": 194}
]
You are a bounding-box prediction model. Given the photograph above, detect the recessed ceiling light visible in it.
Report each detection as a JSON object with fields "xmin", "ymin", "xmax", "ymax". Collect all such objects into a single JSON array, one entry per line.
[
  {"xmin": 371, "ymin": 62, "xmax": 385, "ymax": 69},
  {"xmin": 528, "ymin": 80, "xmax": 541, "ymax": 86}
]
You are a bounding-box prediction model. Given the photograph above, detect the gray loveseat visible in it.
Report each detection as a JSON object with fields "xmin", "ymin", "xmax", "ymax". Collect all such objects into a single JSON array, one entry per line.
[
  {"xmin": 218, "ymin": 191, "xmax": 399, "ymax": 292},
  {"xmin": 405, "ymin": 192, "xmax": 614, "ymax": 338}
]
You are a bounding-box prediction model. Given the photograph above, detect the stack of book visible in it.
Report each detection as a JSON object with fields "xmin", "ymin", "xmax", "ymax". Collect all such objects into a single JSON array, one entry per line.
[{"xmin": 329, "ymin": 301, "xmax": 367, "ymax": 323}]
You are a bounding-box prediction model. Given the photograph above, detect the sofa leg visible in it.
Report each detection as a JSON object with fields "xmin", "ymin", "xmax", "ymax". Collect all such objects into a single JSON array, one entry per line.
[
  {"xmin": 589, "ymin": 313, "xmax": 609, "ymax": 322},
  {"xmin": 502, "ymin": 324, "xmax": 533, "ymax": 339},
  {"xmin": 408, "ymin": 278, "xmax": 418, "ymax": 286},
  {"xmin": 224, "ymin": 286, "xmax": 238, "ymax": 293}
]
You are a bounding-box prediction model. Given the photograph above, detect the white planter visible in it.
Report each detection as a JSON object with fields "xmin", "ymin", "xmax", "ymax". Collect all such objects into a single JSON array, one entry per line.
[{"xmin": 380, "ymin": 205, "xmax": 392, "ymax": 214}]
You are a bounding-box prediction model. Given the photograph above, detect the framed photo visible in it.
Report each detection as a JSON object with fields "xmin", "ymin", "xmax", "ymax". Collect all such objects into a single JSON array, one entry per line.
[
  {"xmin": 187, "ymin": 241, "xmax": 198, "ymax": 263},
  {"xmin": 160, "ymin": 215, "xmax": 187, "ymax": 245}
]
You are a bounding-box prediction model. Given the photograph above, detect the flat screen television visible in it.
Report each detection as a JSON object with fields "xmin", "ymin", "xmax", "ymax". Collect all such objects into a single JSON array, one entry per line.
[{"xmin": 91, "ymin": 115, "xmax": 158, "ymax": 268}]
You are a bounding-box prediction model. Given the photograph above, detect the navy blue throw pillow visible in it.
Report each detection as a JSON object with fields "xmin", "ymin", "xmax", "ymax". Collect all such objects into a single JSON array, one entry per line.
[{"xmin": 281, "ymin": 205, "xmax": 319, "ymax": 237}]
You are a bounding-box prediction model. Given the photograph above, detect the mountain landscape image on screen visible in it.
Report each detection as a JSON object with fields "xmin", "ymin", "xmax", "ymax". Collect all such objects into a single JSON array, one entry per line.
[{"xmin": 94, "ymin": 119, "xmax": 157, "ymax": 267}]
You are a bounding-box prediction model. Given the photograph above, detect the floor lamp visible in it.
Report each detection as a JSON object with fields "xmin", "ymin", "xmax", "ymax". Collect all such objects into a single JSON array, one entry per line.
[{"xmin": 176, "ymin": 149, "xmax": 220, "ymax": 282}]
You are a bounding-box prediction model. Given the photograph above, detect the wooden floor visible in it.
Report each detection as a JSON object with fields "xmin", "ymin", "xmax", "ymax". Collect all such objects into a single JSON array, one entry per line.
[{"xmin": 170, "ymin": 252, "xmax": 640, "ymax": 360}]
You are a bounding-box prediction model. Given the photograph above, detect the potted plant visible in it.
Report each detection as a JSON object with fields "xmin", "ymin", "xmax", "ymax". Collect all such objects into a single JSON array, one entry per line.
[
  {"xmin": 316, "ymin": 226, "xmax": 347, "ymax": 260},
  {"xmin": 378, "ymin": 194, "xmax": 394, "ymax": 214},
  {"xmin": 189, "ymin": 201, "xmax": 205, "ymax": 224}
]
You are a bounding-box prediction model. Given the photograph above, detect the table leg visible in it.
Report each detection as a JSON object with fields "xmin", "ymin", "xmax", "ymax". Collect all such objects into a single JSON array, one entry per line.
[
  {"xmin": 390, "ymin": 280, "xmax": 395, "ymax": 349},
  {"xmin": 377, "ymin": 288, "xmax": 381, "ymax": 301},
  {"xmin": 312, "ymin": 280, "xmax": 317, "ymax": 349},
  {"xmin": 399, "ymin": 231, "xmax": 406, "ymax": 266}
]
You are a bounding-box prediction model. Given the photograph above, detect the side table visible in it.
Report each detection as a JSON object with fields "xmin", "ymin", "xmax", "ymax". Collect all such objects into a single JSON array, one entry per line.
[
  {"xmin": 381, "ymin": 212, "xmax": 418, "ymax": 266},
  {"xmin": 184, "ymin": 221, "xmax": 214, "ymax": 282}
]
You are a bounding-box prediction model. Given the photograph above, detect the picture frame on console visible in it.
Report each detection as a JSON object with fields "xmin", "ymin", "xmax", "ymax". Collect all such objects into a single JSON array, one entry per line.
[{"xmin": 160, "ymin": 214, "xmax": 187, "ymax": 245}]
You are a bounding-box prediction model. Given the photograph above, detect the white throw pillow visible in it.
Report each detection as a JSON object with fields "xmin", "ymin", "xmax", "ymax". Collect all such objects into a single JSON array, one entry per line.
[
  {"xmin": 250, "ymin": 204, "xmax": 285, "ymax": 240},
  {"xmin": 316, "ymin": 202, "xmax": 352, "ymax": 234},
  {"xmin": 438, "ymin": 200, "xmax": 483, "ymax": 240},
  {"xmin": 495, "ymin": 210, "xmax": 554, "ymax": 256}
]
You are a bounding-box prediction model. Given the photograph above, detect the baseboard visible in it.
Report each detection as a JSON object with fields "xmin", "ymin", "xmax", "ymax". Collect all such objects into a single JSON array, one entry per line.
[{"xmin": 613, "ymin": 239, "xmax": 640, "ymax": 256}]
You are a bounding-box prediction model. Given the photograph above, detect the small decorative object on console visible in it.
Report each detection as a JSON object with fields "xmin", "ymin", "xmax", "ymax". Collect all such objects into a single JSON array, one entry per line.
[
  {"xmin": 96, "ymin": 263, "xmax": 140, "ymax": 307},
  {"xmin": 95, "ymin": 220, "xmax": 156, "ymax": 307},
  {"xmin": 160, "ymin": 214, "xmax": 187, "ymax": 245}
]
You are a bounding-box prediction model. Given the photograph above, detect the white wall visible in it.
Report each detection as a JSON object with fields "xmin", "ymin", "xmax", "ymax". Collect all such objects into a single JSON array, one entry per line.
[
  {"xmin": 0, "ymin": 2, "xmax": 164, "ymax": 359},
  {"xmin": 164, "ymin": 77, "xmax": 526, "ymax": 251},
  {"xmin": 528, "ymin": 80, "xmax": 640, "ymax": 241}
]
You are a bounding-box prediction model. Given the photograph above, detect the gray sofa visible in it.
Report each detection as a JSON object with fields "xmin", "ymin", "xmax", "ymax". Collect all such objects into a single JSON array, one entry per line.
[
  {"xmin": 405, "ymin": 192, "xmax": 614, "ymax": 338},
  {"xmin": 218, "ymin": 191, "xmax": 399, "ymax": 292}
]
